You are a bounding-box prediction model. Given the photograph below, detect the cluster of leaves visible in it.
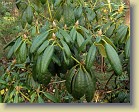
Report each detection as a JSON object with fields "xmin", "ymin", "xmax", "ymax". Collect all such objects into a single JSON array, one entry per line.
[{"xmin": 0, "ymin": 0, "xmax": 130, "ymax": 103}]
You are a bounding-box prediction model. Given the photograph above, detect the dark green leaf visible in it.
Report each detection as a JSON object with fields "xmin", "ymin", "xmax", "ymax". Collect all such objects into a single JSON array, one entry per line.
[
  {"xmin": 76, "ymin": 32, "xmax": 85, "ymax": 47},
  {"xmin": 105, "ymin": 23, "xmax": 115, "ymax": 37},
  {"xmin": 59, "ymin": 29, "xmax": 72, "ymax": 43}
]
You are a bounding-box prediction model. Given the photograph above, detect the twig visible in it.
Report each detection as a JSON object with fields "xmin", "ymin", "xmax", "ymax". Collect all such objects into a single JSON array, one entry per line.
[
  {"xmin": 107, "ymin": 0, "xmax": 112, "ymax": 12},
  {"xmin": 104, "ymin": 71, "xmax": 115, "ymax": 90},
  {"xmin": 46, "ymin": 0, "xmax": 52, "ymax": 20},
  {"xmin": 101, "ymin": 56, "xmax": 104, "ymax": 72},
  {"xmin": 71, "ymin": 56, "xmax": 81, "ymax": 65},
  {"xmin": 105, "ymin": 87, "xmax": 129, "ymax": 94},
  {"xmin": 56, "ymin": 41, "xmax": 63, "ymax": 49},
  {"xmin": 19, "ymin": 91, "xmax": 31, "ymax": 101},
  {"xmin": 39, "ymin": 13, "xmax": 51, "ymax": 21},
  {"xmin": 2, "ymin": 36, "xmax": 8, "ymax": 44},
  {"xmin": 49, "ymin": 80, "xmax": 66, "ymax": 85}
]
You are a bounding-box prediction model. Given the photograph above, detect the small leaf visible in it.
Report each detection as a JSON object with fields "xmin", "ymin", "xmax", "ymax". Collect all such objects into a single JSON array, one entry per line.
[
  {"xmin": 94, "ymin": 42, "xmax": 106, "ymax": 57},
  {"xmin": 120, "ymin": 27, "xmax": 129, "ymax": 43},
  {"xmin": 31, "ymin": 26, "xmax": 37, "ymax": 36},
  {"xmin": 38, "ymin": 95, "xmax": 44, "ymax": 103},
  {"xmin": 56, "ymin": 31, "xmax": 63, "ymax": 39},
  {"xmin": 95, "ymin": 36, "xmax": 101, "ymax": 43},
  {"xmin": 52, "ymin": 54, "xmax": 61, "ymax": 66},
  {"xmin": 13, "ymin": 37, "xmax": 23, "ymax": 54},
  {"xmin": 7, "ymin": 46, "xmax": 14, "ymax": 59},
  {"xmin": 37, "ymin": 40, "xmax": 49, "ymax": 55},
  {"xmin": 79, "ymin": 36, "xmax": 91, "ymax": 52},
  {"xmin": 31, "ymin": 92, "xmax": 36, "ymax": 103},
  {"xmin": 0, "ymin": 78, "xmax": 7, "ymax": 85},
  {"xmin": 54, "ymin": 85, "xmax": 60, "ymax": 102},
  {"xmin": 10, "ymin": 90, "xmax": 16, "ymax": 99},
  {"xmin": 125, "ymin": 38, "xmax": 130, "ymax": 58},
  {"xmin": 14, "ymin": 92, "xmax": 19, "ymax": 103},
  {"xmin": 70, "ymin": 27, "xmax": 77, "ymax": 42},
  {"xmin": 63, "ymin": 51, "xmax": 70, "ymax": 65},
  {"xmin": 102, "ymin": 22, "xmax": 111, "ymax": 33},
  {"xmin": 43, "ymin": 92, "xmax": 58, "ymax": 103},
  {"xmin": 80, "ymin": 26, "xmax": 89, "ymax": 34},
  {"xmin": 60, "ymin": 39, "xmax": 72, "ymax": 58},
  {"xmin": 4, "ymin": 90, "xmax": 10, "ymax": 102}
]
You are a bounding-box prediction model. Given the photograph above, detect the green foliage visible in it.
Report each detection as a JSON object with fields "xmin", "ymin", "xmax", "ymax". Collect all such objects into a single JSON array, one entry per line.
[
  {"xmin": 0, "ymin": 1, "xmax": 20, "ymax": 58},
  {"xmin": 1, "ymin": 0, "xmax": 130, "ymax": 103}
]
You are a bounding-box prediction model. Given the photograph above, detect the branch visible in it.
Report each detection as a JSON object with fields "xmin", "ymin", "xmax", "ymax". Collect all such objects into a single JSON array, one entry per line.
[
  {"xmin": 104, "ymin": 71, "xmax": 115, "ymax": 90},
  {"xmin": 46, "ymin": 0, "xmax": 52, "ymax": 20},
  {"xmin": 48, "ymin": 80, "xmax": 66, "ymax": 85}
]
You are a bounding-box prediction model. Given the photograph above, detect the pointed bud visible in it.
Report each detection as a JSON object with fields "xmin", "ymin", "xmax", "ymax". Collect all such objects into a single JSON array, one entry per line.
[
  {"xmin": 97, "ymin": 29, "xmax": 102, "ymax": 36},
  {"xmin": 52, "ymin": 21, "xmax": 56, "ymax": 28},
  {"xmin": 12, "ymin": 59, "xmax": 16, "ymax": 65},
  {"xmin": 75, "ymin": 20, "xmax": 79, "ymax": 26},
  {"xmin": 36, "ymin": 20, "xmax": 38, "ymax": 25},
  {"xmin": 64, "ymin": 24, "xmax": 67, "ymax": 30},
  {"xmin": 23, "ymin": 34, "xmax": 27, "ymax": 39},
  {"xmin": 52, "ymin": 33, "xmax": 56, "ymax": 38},
  {"xmin": 118, "ymin": 5, "xmax": 124, "ymax": 13}
]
